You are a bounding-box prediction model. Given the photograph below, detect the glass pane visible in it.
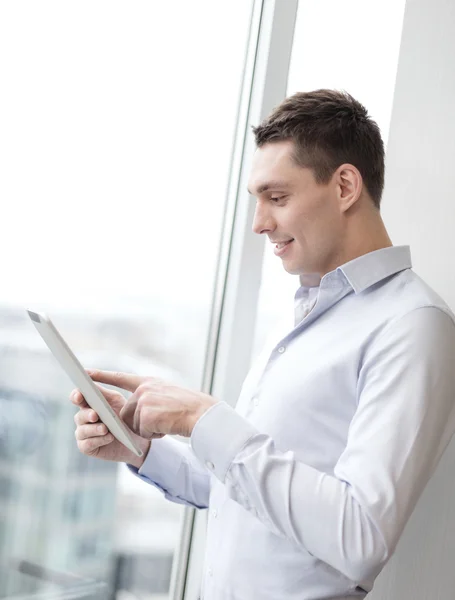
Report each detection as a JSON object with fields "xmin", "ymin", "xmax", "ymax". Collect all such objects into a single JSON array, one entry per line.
[
  {"xmin": 252, "ymin": 0, "xmax": 406, "ymax": 360},
  {"xmin": 0, "ymin": 1, "xmax": 253, "ymax": 599},
  {"xmin": 288, "ymin": 0, "xmax": 406, "ymax": 147}
]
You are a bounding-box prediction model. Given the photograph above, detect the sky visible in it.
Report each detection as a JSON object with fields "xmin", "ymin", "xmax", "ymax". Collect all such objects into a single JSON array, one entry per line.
[{"xmin": 0, "ymin": 1, "xmax": 253, "ymax": 312}]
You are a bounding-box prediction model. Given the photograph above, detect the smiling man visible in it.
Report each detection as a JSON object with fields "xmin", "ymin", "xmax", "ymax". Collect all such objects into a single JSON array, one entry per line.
[{"xmin": 72, "ymin": 90, "xmax": 455, "ymax": 600}]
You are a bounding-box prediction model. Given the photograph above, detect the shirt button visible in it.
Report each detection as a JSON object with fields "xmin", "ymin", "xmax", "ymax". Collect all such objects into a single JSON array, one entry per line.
[
  {"xmin": 278, "ymin": 346, "xmax": 286, "ymax": 353},
  {"xmin": 212, "ymin": 509, "xmax": 217, "ymax": 518},
  {"xmin": 206, "ymin": 461, "xmax": 214, "ymax": 471},
  {"xmin": 208, "ymin": 568, "xmax": 213, "ymax": 577},
  {"xmin": 253, "ymin": 397, "xmax": 259, "ymax": 406}
]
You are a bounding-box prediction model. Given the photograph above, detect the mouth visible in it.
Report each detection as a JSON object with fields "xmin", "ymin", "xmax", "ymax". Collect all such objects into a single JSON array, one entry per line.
[
  {"xmin": 273, "ymin": 239, "xmax": 294, "ymax": 249},
  {"xmin": 273, "ymin": 238, "xmax": 294, "ymax": 257}
]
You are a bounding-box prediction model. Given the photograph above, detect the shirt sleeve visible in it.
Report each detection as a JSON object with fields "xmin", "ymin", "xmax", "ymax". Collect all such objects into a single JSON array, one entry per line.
[
  {"xmin": 189, "ymin": 306, "xmax": 455, "ymax": 582},
  {"xmin": 127, "ymin": 434, "xmax": 213, "ymax": 509}
]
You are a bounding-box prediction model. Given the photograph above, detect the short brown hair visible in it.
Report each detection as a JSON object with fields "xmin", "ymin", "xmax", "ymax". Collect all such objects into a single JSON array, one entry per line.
[{"xmin": 252, "ymin": 89, "xmax": 385, "ymax": 209}]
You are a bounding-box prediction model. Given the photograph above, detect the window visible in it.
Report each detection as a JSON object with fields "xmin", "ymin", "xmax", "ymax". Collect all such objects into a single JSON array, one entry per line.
[{"xmin": 0, "ymin": 2, "xmax": 253, "ymax": 598}]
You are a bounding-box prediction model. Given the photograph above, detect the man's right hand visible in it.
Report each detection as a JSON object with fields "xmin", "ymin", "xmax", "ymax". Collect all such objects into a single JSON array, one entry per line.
[{"xmin": 70, "ymin": 383, "xmax": 162, "ymax": 469}]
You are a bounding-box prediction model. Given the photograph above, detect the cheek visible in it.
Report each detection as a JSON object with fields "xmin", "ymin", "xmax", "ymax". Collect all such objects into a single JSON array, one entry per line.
[
  {"xmin": 290, "ymin": 209, "xmax": 317, "ymax": 243},
  {"xmin": 291, "ymin": 202, "xmax": 337, "ymax": 249}
]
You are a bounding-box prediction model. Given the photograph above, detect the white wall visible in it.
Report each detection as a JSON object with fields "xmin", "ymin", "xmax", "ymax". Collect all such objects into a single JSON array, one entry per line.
[{"xmin": 369, "ymin": 1, "xmax": 455, "ymax": 598}]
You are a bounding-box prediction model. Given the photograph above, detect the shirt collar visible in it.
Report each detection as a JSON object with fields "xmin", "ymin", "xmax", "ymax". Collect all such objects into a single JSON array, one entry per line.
[
  {"xmin": 337, "ymin": 245, "xmax": 412, "ymax": 294},
  {"xmin": 298, "ymin": 245, "xmax": 412, "ymax": 295}
]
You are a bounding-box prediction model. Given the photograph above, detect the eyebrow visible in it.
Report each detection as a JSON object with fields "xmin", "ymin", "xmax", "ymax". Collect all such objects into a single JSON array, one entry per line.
[{"xmin": 247, "ymin": 180, "xmax": 290, "ymax": 195}]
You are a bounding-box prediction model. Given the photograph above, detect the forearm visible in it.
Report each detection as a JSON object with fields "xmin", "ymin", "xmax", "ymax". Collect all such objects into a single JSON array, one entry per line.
[
  {"xmin": 190, "ymin": 377, "xmax": 455, "ymax": 584},
  {"xmin": 128, "ymin": 435, "xmax": 212, "ymax": 509},
  {"xmin": 195, "ymin": 422, "xmax": 387, "ymax": 582}
]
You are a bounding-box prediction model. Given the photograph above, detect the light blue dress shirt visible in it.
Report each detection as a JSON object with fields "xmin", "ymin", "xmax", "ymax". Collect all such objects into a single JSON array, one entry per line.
[{"xmin": 129, "ymin": 245, "xmax": 455, "ymax": 600}]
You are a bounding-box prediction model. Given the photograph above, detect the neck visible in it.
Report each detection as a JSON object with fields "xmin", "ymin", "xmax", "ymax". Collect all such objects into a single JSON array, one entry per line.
[{"xmin": 322, "ymin": 207, "xmax": 393, "ymax": 277}]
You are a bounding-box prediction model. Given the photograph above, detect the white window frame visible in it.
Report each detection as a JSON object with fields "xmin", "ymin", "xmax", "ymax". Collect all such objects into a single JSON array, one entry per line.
[{"xmin": 168, "ymin": 1, "xmax": 299, "ymax": 598}]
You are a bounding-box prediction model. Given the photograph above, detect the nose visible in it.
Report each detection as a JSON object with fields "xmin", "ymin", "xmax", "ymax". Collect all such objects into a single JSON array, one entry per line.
[{"xmin": 252, "ymin": 202, "xmax": 276, "ymax": 235}]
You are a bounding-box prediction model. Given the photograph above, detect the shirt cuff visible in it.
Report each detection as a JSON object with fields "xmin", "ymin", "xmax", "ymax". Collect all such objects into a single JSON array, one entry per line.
[
  {"xmin": 126, "ymin": 436, "xmax": 185, "ymax": 484},
  {"xmin": 190, "ymin": 400, "xmax": 258, "ymax": 482}
]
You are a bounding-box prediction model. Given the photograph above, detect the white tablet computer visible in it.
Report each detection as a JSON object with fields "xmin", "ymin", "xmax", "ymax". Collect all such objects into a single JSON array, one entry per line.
[{"xmin": 27, "ymin": 309, "xmax": 143, "ymax": 457}]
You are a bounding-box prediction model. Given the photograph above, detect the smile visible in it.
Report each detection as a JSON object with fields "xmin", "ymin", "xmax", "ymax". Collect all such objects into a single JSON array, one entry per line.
[
  {"xmin": 275, "ymin": 239, "xmax": 293, "ymax": 249},
  {"xmin": 274, "ymin": 239, "xmax": 294, "ymax": 257}
]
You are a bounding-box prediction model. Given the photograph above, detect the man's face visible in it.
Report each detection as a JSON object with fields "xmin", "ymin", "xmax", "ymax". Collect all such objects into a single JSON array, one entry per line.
[{"xmin": 248, "ymin": 140, "xmax": 343, "ymax": 277}]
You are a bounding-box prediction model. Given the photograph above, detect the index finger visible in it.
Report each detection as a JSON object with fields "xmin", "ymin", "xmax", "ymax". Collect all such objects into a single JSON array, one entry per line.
[{"xmin": 85, "ymin": 369, "xmax": 145, "ymax": 393}]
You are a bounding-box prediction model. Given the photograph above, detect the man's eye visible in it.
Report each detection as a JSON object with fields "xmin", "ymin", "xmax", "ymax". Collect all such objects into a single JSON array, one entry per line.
[{"xmin": 271, "ymin": 196, "xmax": 285, "ymax": 203}]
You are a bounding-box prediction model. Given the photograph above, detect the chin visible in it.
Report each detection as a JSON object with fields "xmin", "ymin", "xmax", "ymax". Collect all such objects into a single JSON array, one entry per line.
[{"xmin": 281, "ymin": 260, "xmax": 302, "ymax": 276}]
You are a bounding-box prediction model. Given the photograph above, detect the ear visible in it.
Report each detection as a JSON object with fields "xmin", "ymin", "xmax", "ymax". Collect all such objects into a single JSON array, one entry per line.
[{"xmin": 334, "ymin": 163, "xmax": 363, "ymax": 212}]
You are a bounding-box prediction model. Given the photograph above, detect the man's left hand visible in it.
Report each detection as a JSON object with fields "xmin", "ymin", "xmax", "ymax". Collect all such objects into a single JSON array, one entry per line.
[{"xmin": 86, "ymin": 369, "xmax": 218, "ymax": 439}]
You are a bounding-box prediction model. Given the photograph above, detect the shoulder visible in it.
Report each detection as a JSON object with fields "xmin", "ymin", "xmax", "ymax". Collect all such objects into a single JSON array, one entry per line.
[
  {"xmin": 358, "ymin": 270, "xmax": 455, "ymax": 372},
  {"xmin": 365, "ymin": 268, "xmax": 455, "ymax": 332}
]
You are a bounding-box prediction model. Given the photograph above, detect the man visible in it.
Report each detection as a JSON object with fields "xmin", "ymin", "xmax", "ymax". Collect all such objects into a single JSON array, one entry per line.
[{"xmin": 71, "ymin": 90, "xmax": 455, "ymax": 599}]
